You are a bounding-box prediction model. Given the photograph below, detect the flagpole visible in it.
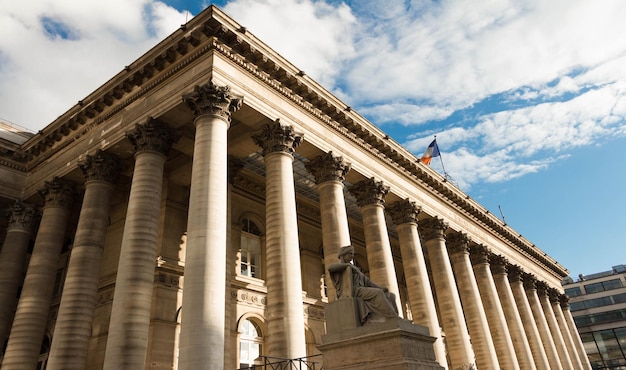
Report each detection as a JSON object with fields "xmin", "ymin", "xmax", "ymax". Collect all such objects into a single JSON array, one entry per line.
[{"xmin": 433, "ymin": 135, "xmax": 449, "ymax": 180}]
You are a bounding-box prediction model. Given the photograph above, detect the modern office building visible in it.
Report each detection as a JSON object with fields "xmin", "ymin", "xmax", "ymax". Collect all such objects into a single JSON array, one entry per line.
[
  {"xmin": 563, "ymin": 265, "xmax": 626, "ymax": 369},
  {"xmin": 0, "ymin": 5, "xmax": 591, "ymax": 370}
]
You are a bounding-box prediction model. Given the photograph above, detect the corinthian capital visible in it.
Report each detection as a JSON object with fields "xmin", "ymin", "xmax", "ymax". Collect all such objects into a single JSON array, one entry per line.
[
  {"xmin": 490, "ymin": 255, "xmax": 508, "ymax": 275},
  {"xmin": 387, "ymin": 199, "xmax": 420, "ymax": 225},
  {"xmin": 305, "ymin": 151, "xmax": 350, "ymax": 184},
  {"xmin": 348, "ymin": 177, "xmax": 389, "ymax": 207},
  {"xmin": 252, "ymin": 119, "xmax": 302, "ymax": 156},
  {"xmin": 6, "ymin": 201, "xmax": 39, "ymax": 232},
  {"xmin": 38, "ymin": 177, "xmax": 77, "ymax": 209},
  {"xmin": 79, "ymin": 150, "xmax": 122, "ymax": 183},
  {"xmin": 559, "ymin": 294, "xmax": 570, "ymax": 309},
  {"xmin": 182, "ymin": 79, "xmax": 243, "ymax": 122},
  {"xmin": 446, "ymin": 232, "xmax": 471, "ymax": 255},
  {"xmin": 126, "ymin": 118, "xmax": 180, "ymax": 156},
  {"xmin": 522, "ymin": 273, "xmax": 538, "ymax": 291},
  {"xmin": 469, "ymin": 244, "xmax": 490, "ymax": 266},
  {"xmin": 418, "ymin": 217, "xmax": 448, "ymax": 241}
]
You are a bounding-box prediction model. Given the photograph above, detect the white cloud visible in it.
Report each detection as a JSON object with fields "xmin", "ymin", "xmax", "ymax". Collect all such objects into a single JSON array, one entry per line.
[{"xmin": 0, "ymin": 0, "xmax": 186, "ymax": 130}]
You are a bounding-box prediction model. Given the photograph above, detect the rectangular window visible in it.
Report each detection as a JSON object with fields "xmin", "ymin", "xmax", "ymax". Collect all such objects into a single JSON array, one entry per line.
[
  {"xmin": 585, "ymin": 296, "xmax": 614, "ymax": 309},
  {"xmin": 240, "ymin": 234, "xmax": 261, "ymax": 279},
  {"xmin": 603, "ymin": 279, "xmax": 624, "ymax": 291},
  {"xmin": 585, "ymin": 282, "xmax": 605, "ymax": 294},
  {"xmin": 565, "ymin": 287, "xmax": 582, "ymax": 297},
  {"xmin": 570, "ymin": 301, "xmax": 585, "ymax": 311}
]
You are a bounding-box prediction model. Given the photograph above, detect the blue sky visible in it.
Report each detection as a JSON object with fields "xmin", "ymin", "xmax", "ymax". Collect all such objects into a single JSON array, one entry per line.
[{"xmin": 1, "ymin": 0, "xmax": 625, "ymax": 278}]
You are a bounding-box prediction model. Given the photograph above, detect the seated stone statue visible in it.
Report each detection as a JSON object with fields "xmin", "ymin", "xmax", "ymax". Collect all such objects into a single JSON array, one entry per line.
[{"xmin": 328, "ymin": 245, "xmax": 399, "ymax": 325}]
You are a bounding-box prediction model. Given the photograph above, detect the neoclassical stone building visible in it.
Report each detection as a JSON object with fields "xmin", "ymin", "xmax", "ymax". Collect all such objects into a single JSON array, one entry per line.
[{"xmin": 0, "ymin": 6, "xmax": 591, "ymax": 370}]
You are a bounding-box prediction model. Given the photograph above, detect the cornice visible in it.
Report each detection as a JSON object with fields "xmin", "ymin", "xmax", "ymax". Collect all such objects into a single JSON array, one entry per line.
[{"xmin": 5, "ymin": 5, "xmax": 566, "ymax": 278}]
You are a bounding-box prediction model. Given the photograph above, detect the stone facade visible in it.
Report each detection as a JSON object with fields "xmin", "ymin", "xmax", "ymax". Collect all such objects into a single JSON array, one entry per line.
[{"xmin": 0, "ymin": 5, "xmax": 590, "ymax": 370}]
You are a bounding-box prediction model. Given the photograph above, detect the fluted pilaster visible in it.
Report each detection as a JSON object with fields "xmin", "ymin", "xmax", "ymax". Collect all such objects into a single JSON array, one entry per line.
[
  {"xmin": 549, "ymin": 289, "xmax": 583, "ymax": 370},
  {"xmin": 469, "ymin": 246, "xmax": 518, "ymax": 370},
  {"xmin": 348, "ymin": 178, "xmax": 402, "ymax": 315},
  {"xmin": 508, "ymin": 266, "xmax": 550, "ymax": 370},
  {"xmin": 252, "ymin": 120, "xmax": 306, "ymax": 358},
  {"xmin": 103, "ymin": 119, "xmax": 179, "ymax": 370},
  {"xmin": 178, "ymin": 80, "xmax": 242, "ymax": 370},
  {"xmin": 305, "ymin": 152, "xmax": 351, "ymax": 302},
  {"xmin": 560, "ymin": 295, "xmax": 593, "ymax": 370},
  {"xmin": 388, "ymin": 200, "xmax": 446, "ymax": 367},
  {"xmin": 2, "ymin": 178, "xmax": 76, "ymax": 370},
  {"xmin": 447, "ymin": 233, "xmax": 499, "ymax": 370},
  {"xmin": 419, "ymin": 217, "xmax": 474, "ymax": 370},
  {"xmin": 490, "ymin": 256, "xmax": 536, "ymax": 370},
  {"xmin": 523, "ymin": 274, "xmax": 563, "ymax": 370},
  {"xmin": 0, "ymin": 202, "xmax": 39, "ymax": 350},
  {"xmin": 47, "ymin": 151, "xmax": 121, "ymax": 370},
  {"xmin": 536, "ymin": 282, "xmax": 573, "ymax": 370}
]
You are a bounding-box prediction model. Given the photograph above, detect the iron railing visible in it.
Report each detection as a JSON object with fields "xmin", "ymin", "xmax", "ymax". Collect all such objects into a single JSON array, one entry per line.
[{"xmin": 238, "ymin": 354, "xmax": 322, "ymax": 370}]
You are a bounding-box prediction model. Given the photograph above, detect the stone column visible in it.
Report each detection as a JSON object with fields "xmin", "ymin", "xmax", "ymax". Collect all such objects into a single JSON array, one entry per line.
[
  {"xmin": 0, "ymin": 202, "xmax": 39, "ymax": 350},
  {"xmin": 305, "ymin": 151, "xmax": 351, "ymax": 302},
  {"xmin": 388, "ymin": 199, "xmax": 446, "ymax": 367},
  {"xmin": 103, "ymin": 119, "xmax": 179, "ymax": 370},
  {"xmin": 2, "ymin": 178, "xmax": 76, "ymax": 370},
  {"xmin": 549, "ymin": 289, "xmax": 583, "ymax": 370},
  {"xmin": 446, "ymin": 233, "xmax": 499, "ymax": 370},
  {"xmin": 47, "ymin": 151, "xmax": 121, "ymax": 370},
  {"xmin": 252, "ymin": 120, "xmax": 307, "ymax": 359},
  {"xmin": 348, "ymin": 178, "xmax": 402, "ymax": 315},
  {"xmin": 419, "ymin": 217, "xmax": 474, "ymax": 370},
  {"xmin": 490, "ymin": 256, "xmax": 536, "ymax": 370},
  {"xmin": 536, "ymin": 282, "xmax": 573, "ymax": 370},
  {"xmin": 177, "ymin": 80, "xmax": 242, "ymax": 370},
  {"xmin": 507, "ymin": 266, "xmax": 550, "ymax": 370},
  {"xmin": 523, "ymin": 274, "xmax": 563, "ymax": 370},
  {"xmin": 560, "ymin": 295, "xmax": 593, "ymax": 370},
  {"xmin": 469, "ymin": 245, "xmax": 518, "ymax": 370}
]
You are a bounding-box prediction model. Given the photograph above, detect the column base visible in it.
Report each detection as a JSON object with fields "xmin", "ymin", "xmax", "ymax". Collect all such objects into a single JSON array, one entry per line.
[{"xmin": 319, "ymin": 315, "xmax": 445, "ymax": 370}]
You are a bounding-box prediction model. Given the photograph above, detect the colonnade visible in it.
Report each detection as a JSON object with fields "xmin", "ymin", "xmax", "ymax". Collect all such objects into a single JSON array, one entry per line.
[{"xmin": 0, "ymin": 80, "xmax": 591, "ymax": 370}]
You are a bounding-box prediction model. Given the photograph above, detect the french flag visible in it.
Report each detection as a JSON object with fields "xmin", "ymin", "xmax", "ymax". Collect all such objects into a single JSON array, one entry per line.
[{"xmin": 420, "ymin": 139, "xmax": 440, "ymax": 165}]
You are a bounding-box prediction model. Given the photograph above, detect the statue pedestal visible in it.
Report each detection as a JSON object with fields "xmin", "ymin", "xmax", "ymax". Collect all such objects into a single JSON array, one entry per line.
[{"xmin": 319, "ymin": 314, "xmax": 445, "ymax": 370}]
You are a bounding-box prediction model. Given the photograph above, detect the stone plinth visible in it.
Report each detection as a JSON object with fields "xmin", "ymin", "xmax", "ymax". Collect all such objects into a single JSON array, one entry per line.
[{"xmin": 319, "ymin": 317, "xmax": 444, "ymax": 370}]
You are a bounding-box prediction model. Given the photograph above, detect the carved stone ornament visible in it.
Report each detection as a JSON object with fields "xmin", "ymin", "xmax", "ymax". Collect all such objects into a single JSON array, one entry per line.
[
  {"xmin": 446, "ymin": 232, "xmax": 471, "ymax": 255},
  {"xmin": 387, "ymin": 199, "xmax": 420, "ymax": 226},
  {"xmin": 348, "ymin": 177, "xmax": 389, "ymax": 207},
  {"xmin": 126, "ymin": 117, "xmax": 181, "ymax": 156},
  {"xmin": 507, "ymin": 264, "xmax": 524, "ymax": 283},
  {"xmin": 548, "ymin": 288, "xmax": 561, "ymax": 303},
  {"xmin": 559, "ymin": 294, "xmax": 570, "ymax": 309},
  {"xmin": 305, "ymin": 151, "xmax": 350, "ymax": 184},
  {"xmin": 418, "ymin": 217, "xmax": 448, "ymax": 241},
  {"xmin": 182, "ymin": 79, "xmax": 243, "ymax": 122},
  {"xmin": 6, "ymin": 201, "xmax": 39, "ymax": 232},
  {"xmin": 535, "ymin": 281, "xmax": 548, "ymax": 297},
  {"xmin": 38, "ymin": 177, "xmax": 77, "ymax": 209},
  {"xmin": 252, "ymin": 119, "xmax": 302, "ymax": 156},
  {"xmin": 489, "ymin": 255, "xmax": 508, "ymax": 275},
  {"xmin": 469, "ymin": 244, "xmax": 490, "ymax": 266},
  {"xmin": 522, "ymin": 273, "xmax": 537, "ymax": 291},
  {"xmin": 79, "ymin": 150, "xmax": 122, "ymax": 183}
]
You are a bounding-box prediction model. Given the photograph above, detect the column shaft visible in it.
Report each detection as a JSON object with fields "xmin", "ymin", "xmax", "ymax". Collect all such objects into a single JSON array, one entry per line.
[
  {"xmin": 470, "ymin": 248, "xmax": 518, "ymax": 370},
  {"xmin": 306, "ymin": 152, "xmax": 351, "ymax": 302},
  {"xmin": 447, "ymin": 236, "xmax": 499, "ymax": 370},
  {"xmin": 179, "ymin": 114, "xmax": 229, "ymax": 368},
  {"xmin": 508, "ymin": 271, "xmax": 550, "ymax": 370},
  {"xmin": 0, "ymin": 202, "xmax": 38, "ymax": 350},
  {"xmin": 537, "ymin": 285, "xmax": 573, "ymax": 369},
  {"xmin": 47, "ymin": 151, "xmax": 119, "ymax": 370},
  {"xmin": 349, "ymin": 178, "xmax": 402, "ymax": 315},
  {"xmin": 420, "ymin": 218, "xmax": 474, "ymax": 369},
  {"xmin": 490, "ymin": 258, "xmax": 536, "ymax": 370},
  {"xmin": 550, "ymin": 294, "xmax": 583, "ymax": 370},
  {"xmin": 253, "ymin": 121, "xmax": 306, "ymax": 358},
  {"xmin": 2, "ymin": 179, "xmax": 75, "ymax": 370},
  {"xmin": 561, "ymin": 297, "xmax": 593, "ymax": 370},
  {"xmin": 103, "ymin": 119, "xmax": 178, "ymax": 370},
  {"xmin": 395, "ymin": 222, "xmax": 446, "ymax": 365},
  {"xmin": 524, "ymin": 279, "xmax": 563, "ymax": 370}
]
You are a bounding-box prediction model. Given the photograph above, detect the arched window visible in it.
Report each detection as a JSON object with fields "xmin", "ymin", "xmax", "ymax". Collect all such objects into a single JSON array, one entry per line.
[
  {"xmin": 240, "ymin": 218, "xmax": 262, "ymax": 279},
  {"xmin": 239, "ymin": 319, "xmax": 263, "ymax": 369}
]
